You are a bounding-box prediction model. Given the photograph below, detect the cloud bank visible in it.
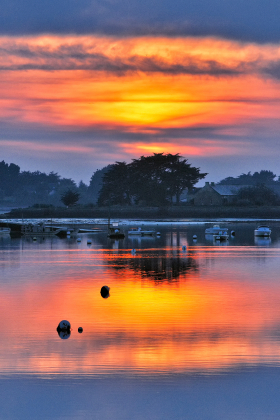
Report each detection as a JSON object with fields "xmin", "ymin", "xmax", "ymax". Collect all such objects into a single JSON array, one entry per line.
[
  {"xmin": 0, "ymin": 0, "xmax": 280, "ymax": 43},
  {"xmin": 0, "ymin": 36, "xmax": 280, "ymax": 80}
]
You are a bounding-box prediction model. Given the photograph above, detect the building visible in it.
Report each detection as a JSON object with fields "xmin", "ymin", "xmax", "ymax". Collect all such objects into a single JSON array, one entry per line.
[{"xmin": 193, "ymin": 182, "xmax": 247, "ymax": 206}]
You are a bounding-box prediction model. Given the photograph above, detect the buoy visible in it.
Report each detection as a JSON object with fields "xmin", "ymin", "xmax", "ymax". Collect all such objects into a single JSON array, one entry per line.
[
  {"xmin": 100, "ymin": 285, "xmax": 110, "ymax": 299},
  {"xmin": 57, "ymin": 320, "xmax": 71, "ymax": 332},
  {"xmin": 77, "ymin": 238, "xmax": 81, "ymax": 242},
  {"xmin": 56, "ymin": 320, "xmax": 71, "ymax": 338},
  {"xmin": 231, "ymin": 230, "xmax": 235, "ymax": 236},
  {"xmin": 156, "ymin": 232, "xmax": 161, "ymax": 236},
  {"xmin": 67, "ymin": 231, "xmax": 71, "ymax": 235},
  {"xmin": 193, "ymin": 235, "xmax": 197, "ymax": 240},
  {"xmin": 182, "ymin": 245, "xmax": 187, "ymax": 251},
  {"xmin": 131, "ymin": 248, "xmax": 136, "ymax": 255},
  {"xmin": 87, "ymin": 239, "xmax": 92, "ymax": 245},
  {"xmin": 33, "ymin": 237, "xmax": 37, "ymax": 241},
  {"xmin": 78, "ymin": 327, "xmax": 83, "ymax": 333}
]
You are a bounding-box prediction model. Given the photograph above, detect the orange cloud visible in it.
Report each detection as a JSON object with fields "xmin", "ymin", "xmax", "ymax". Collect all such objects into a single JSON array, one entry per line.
[{"xmin": 0, "ymin": 34, "xmax": 280, "ymax": 164}]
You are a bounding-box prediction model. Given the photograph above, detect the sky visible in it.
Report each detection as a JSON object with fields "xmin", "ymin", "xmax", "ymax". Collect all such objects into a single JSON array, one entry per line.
[{"xmin": 1, "ymin": 0, "xmax": 280, "ymax": 185}]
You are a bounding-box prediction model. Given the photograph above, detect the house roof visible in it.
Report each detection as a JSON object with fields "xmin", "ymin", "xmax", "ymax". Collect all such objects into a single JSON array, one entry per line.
[{"xmin": 212, "ymin": 185, "xmax": 247, "ymax": 196}]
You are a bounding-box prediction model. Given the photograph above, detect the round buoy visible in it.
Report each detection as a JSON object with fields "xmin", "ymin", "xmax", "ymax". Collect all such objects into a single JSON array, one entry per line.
[
  {"xmin": 56, "ymin": 320, "xmax": 71, "ymax": 339},
  {"xmin": 182, "ymin": 245, "xmax": 187, "ymax": 251},
  {"xmin": 78, "ymin": 327, "xmax": 83, "ymax": 333},
  {"xmin": 131, "ymin": 248, "xmax": 136, "ymax": 255},
  {"xmin": 193, "ymin": 235, "xmax": 197, "ymax": 240},
  {"xmin": 33, "ymin": 237, "xmax": 37, "ymax": 241},
  {"xmin": 67, "ymin": 231, "xmax": 71, "ymax": 235},
  {"xmin": 100, "ymin": 285, "xmax": 110, "ymax": 299},
  {"xmin": 87, "ymin": 239, "xmax": 92, "ymax": 245},
  {"xmin": 156, "ymin": 232, "xmax": 161, "ymax": 236},
  {"xmin": 231, "ymin": 230, "xmax": 235, "ymax": 236},
  {"xmin": 77, "ymin": 238, "xmax": 81, "ymax": 242},
  {"xmin": 57, "ymin": 320, "xmax": 71, "ymax": 332}
]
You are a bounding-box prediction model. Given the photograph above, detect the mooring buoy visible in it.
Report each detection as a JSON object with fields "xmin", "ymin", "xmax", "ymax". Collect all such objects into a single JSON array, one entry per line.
[{"xmin": 100, "ymin": 285, "xmax": 110, "ymax": 299}]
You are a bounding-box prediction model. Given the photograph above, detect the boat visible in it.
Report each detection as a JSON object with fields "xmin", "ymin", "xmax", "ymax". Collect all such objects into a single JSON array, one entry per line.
[
  {"xmin": 128, "ymin": 227, "xmax": 156, "ymax": 236},
  {"xmin": 254, "ymin": 225, "xmax": 271, "ymax": 237},
  {"xmin": 21, "ymin": 223, "xmax": 63, "ymax": 236},
  {"xmin": 205, "ymin": 224, "xmax": 228, "ymax": 235},
  {"xmin": 107, "ymin": 222, "xmax": 125, "ymax": 239},
  {"xmin": 0, "ymin": 227, "xmax": 11, "ymax": 235},
  {"xmin": 213, "ymin": 231, "xmax": 229, "ymax": 241}
]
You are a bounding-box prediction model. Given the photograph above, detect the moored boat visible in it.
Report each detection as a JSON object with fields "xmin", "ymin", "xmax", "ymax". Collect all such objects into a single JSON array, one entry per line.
[
  {"xmin": 254, "ymin": 225, "xmax": 271, "ymax": 237},
  {"xmin": 128, "ymin": 227, "xmax": 156, "ymax": 236},
  {"xmin": 21, "ymin": 223, "xmax": 62, "ymax": 236},
  {"xmin": 108, "ymin": 223, "xmax": 125, "ymax": 239},
  {"xmin": 213, "ymin": 231, "xmax": 229, "ymax": 241},
  {"xmin": 205, "ymin": 224, "xmax": 228, "ymax": 235}
]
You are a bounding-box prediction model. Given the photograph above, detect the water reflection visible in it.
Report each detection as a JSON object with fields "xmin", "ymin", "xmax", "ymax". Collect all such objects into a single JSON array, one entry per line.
[
  {"xmin": 254, "ymin": 237, "xmax": 271, "ymax": 246},
  {"xmin": 105, "ymin": 248, "xmax": 199, "ymax": 282},
  {"xmin": 1, "ymin": 223, "xmax": 280, "ymax": 378}
]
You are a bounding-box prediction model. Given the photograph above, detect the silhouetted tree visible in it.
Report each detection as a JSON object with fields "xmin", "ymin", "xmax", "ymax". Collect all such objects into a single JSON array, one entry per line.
[
  {"xmin": 98, "ymin": 153, "xmax": 207, "ymax": 206},
  {"xmin": 219, "ymin": 170, "xmax": 277, "ymax": 186},
  {"xmin": 98, "ymin": 162, "xmax": 132, "ymax": 206},
  {"xmin": 60, "ymin": 189, "xmax": 80, "ymax": 207},
  {"xmin": 88, "ymin": 165, "xmax": 113, "ymax": 204},
  {"xmin": 236, "ymin": 185, "xmax": 279, "ymax": 206}
]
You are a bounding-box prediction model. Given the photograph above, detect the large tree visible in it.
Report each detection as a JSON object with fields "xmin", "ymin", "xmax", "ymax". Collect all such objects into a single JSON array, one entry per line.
[
  {"xmin": 98, "ymin": 162, "xmax": 133, "ymax": 206},
  {"xmin": 98, "ymin": 153, "xmax": 207, "ymax": 206}
]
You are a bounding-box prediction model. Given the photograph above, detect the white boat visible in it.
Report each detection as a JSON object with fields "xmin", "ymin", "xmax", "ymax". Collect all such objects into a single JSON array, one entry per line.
[
  {"xmin": 254, "ymin": 225, "xmax": 271, "ymax": 237},
  {"xmin": 128, "ymin": 227, "xmax": 156, "ymax": 236},
  {"xmin": 205, "ymin": 224, "xmax": 228, "ymax": 235},
  {"xmin": 0, "ymin": 227, "xmax": 11, "ymax": 235}
]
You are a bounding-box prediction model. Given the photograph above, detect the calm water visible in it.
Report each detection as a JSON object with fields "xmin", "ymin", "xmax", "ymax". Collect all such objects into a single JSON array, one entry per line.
[{"xmin": 1, "ymin": 221, "xmax": 280, "ymax": 419}]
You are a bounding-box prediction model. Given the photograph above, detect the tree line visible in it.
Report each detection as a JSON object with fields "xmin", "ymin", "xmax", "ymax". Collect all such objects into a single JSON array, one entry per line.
[{"xmin": 1, "ymin": 155, "xmax": 280, "ymax": 208}]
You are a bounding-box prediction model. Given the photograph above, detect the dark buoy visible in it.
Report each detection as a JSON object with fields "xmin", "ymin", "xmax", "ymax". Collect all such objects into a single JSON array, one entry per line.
[
  {"xmin": 57, "ymin": 320, "xmax": 71, "ymax": 339},
  {"xmin": 78, "ymin": 327, "xmax": 83, "ymax": 333},
  {"xmin": 100, "ymin": 285, "xmax": 110, "ymax": 299},
  {"xmin": 231, "ymin": 230, "xmax": 235, "ymax": 236},
  {"xmin": 182, "ymin": 245, "xmax": 187, "ymax": 251}
]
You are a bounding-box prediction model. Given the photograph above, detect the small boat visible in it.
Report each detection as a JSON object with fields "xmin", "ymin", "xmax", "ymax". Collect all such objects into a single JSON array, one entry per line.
[
  {"xmin": 0, "ymin": 227, "xmax": 11, "ymax": 235},
  {"xmin": 213, "ymin": 231, "xmax": 229, "ymax": 241},
  {"xmin": 254, "ymin": 225, "xmax": 271, "ymax": 237},
  {"xmin": 205, "ymin": 224, "xmax": 228, "ymax": 235},
  {"xmin": 21, "ymin": 223, "xmax": 62, "ymax": 236},
  {"xmin": 128, "ymin": 227, "xmax": 156, "ymax": 236},
  {"xmin": 108, "ymin": 223, "xmax": 125, "ymax": 239}
]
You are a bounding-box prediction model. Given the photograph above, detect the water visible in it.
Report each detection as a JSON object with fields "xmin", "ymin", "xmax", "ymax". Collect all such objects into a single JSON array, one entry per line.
[{"xmin": 1, "ymin": 221, "xmax": 280, "ymax": 419}]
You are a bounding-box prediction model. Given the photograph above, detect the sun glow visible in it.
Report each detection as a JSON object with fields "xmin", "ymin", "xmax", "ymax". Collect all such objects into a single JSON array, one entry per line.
[{"xmin": 0, "ymin": 34, "xmax": 280, "ymax": 161}]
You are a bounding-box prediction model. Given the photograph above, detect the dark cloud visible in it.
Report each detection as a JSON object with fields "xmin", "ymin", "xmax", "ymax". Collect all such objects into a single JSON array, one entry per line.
[
  {"xmin": 0, "ymin": 43, "xmax": 244, "ymax": 75},
  {"xmin": 0, "ymin": 0, "xmax": 279, "ymax": 42},
  {"xmin": 2, "ymin": 40, "xmax": 280, "ymax": 81}
]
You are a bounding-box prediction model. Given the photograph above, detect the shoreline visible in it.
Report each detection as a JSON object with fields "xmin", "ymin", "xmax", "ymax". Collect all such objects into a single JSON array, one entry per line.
[{"xmin": 1, "ymin": 205, "xmax": 280, "ymax": 220}]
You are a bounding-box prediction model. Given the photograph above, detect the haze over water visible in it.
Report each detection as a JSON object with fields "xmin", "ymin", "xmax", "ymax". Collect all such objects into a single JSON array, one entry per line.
[{"xmin": 1, "ymin": 221, "xmax": 280, "ymax": 419}]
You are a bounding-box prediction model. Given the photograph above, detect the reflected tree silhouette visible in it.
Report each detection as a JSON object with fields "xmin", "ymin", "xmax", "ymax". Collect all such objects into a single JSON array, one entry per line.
[{"xmin": 106, "ymin": 249, "xmax": 198, "ymax": 282}]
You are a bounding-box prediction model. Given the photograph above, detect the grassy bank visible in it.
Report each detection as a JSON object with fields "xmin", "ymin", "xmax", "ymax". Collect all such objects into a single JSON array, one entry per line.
[{"xmin": 1, "ymin": 205, "xmax": 280, "ymax": 220}]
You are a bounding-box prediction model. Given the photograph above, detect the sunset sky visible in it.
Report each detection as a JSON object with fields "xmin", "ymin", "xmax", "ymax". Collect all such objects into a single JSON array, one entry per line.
[{"xmin": 1, "ymin": 0, "xmax": 280, "ymax": 184}]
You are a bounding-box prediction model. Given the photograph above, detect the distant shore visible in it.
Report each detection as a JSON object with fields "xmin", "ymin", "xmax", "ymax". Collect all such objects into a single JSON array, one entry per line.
[{"xmin": 1, "ymin": 205, "xmax": 280, "ymax": 220}]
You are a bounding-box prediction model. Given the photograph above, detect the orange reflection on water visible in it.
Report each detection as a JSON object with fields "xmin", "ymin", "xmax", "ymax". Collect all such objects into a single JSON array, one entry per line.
[{"xmin": 1, "ymin": 245, "xmax": 280, "ymax": 376}]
